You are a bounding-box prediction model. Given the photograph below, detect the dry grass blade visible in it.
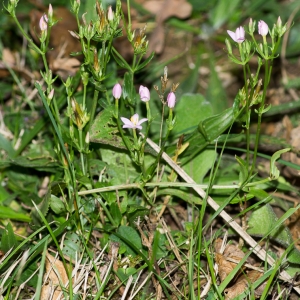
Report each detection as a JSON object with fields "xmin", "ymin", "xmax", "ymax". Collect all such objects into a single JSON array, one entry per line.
[{"xmin": 142, "ymin": 134, "xmax": 300, "ymax": 295}]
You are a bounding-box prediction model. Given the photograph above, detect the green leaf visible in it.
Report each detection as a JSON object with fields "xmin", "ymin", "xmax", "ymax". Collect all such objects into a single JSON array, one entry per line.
[
  {"xmin": 209, "ymin": 0, "xmax": 241, "ymax": 29},
  {"xmin": 269, "ymin": 148, "xmax": 290, "ymax": 180},
  {"xmin": 50, "ymin": 195, "xmax": 66, "ymax": 214},
  {"xmin": 109, "ymin": 226, "xmax": 143, "ymax": 257},
  {"xmin": 247, "ymin": 204, "xmax": 293, "ymax": 246},
  {"xmin": 89, "ymin": 105, "xmax": 130, "ymax": 149},
  {"xmin": 183, "ymin": 149, "xmax": 216, "ymax": 183},
  {"xmin": 198, "ymin": 106, "xmax": 236, "ymax": 142},
  {"xmin": 287, "ymin": 247, "xmax": 300, "ymax": 265},
  {"xmin": 0, "ymin": 206, "xmax": 31, "ymax": 222},
  {"xmin": 173, "ymin": 93, "xmax": 213, "ymax": 135},
  {"xmin": 61, "ymin": 232, "xmax": 83, "ymax": 260},
  {"xmin": 110, "ymin": 203, "xmax": 122, "ymax": 226},
  {"xmin": 1, "ymin": 222, "xmax": 17, "ymax": 252},
  {"xmin": 205, "ymin": 59, "xmax": 228, "ymax": 114},
  {"xmin": 235, "ymin": 155, "xmax": 248, "ymax": 184},
  {"xmin": 123, "ymin": 72, "xmax": 136, "ymax": 105},
  {"xmin": 127, "ymin": 205, "xmax": 150, "ymax": 225},
  {"xmin": 135, "ymin": 52, "xmax": 155, "ymax": 72}
]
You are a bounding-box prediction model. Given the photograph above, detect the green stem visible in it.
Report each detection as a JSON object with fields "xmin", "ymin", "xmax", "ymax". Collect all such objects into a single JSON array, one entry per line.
[
  {"xmin": 10, "ymin": 13, "xmax": 42, "ymax": 55},
  {"xmin": 251, "ymin": 59, "xmax": 270, "ymax": 175},
  {"xmin": 79, "ymin": 129, "xmax": 86, "ymax": 175}
]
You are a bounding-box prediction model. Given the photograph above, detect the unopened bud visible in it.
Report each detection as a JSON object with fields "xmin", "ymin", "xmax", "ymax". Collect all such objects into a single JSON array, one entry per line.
[
  {"xmin": 85, "ymin": 132, "xmax": 90, "ymax": 144},
  {"xmin": 39, "ymin": 14, "xmax": 48, "ymax": 31},
  {"xmin": 69, "ymin": 30, "xmax": 80, "ymax": 39},
  {"xmin": 48, "ymin": 89, "xmax": 54, "ymax": 100},
  {"xmin": 107, "ymin": 6, "xmax": 114, "ymax": 21},
  {"xmin": 167, "ymin": 92, "xmax": 176, "ymax": 109},
  {"xmin": 48, "ymin": 4, "xmax": 53, "ymax": 18},
  {"xmin": 277, "ymin": 16, "xmax": 282, "ymax": 28}
]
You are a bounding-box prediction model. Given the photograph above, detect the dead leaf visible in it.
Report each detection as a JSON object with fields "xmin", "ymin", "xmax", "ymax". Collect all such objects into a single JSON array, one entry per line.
[
  {"xmin": 40, "ymin": 253, "xmax": 69, "ymax": 300},
  {"xmin": 214, "ymin": 239, "xmax": 246, "ymax": 282},
  {"xmin": 143, "ymin": 0, "xmax": 192, "ymax": 23},
  {"xmin": 143, "ymin": 0, "xmax": 192, "ymax": 54},
  {"xmin": 224, "ymin": 270, "xmax": 264, "ymax": 299},
  {"xmin": 30, "ymin": 7, "xmax": 82, "ymax": 77}
]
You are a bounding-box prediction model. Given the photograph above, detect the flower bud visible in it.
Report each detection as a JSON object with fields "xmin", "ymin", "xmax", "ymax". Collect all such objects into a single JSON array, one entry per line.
[
  {"xmin": 107, "ymin": 6, "xmax": 114, "ymax": 22},
  {"xmin": 48, "ymin": 4, "xmax": 53, "ymax": 19},
  {"xmin": 112, "ymin": 83, "xmax": 122, "ymax": 99},
  {"xmin": 39, "ymin": 14, "xmax": 48, "ymax": 31},
  {"xmin": 167, "ymin": 92, "xmax": 176, "ymax": 108},
  {"xmin": 139, "ymin": 85, "xmax": 150, "ymax": 102},
  {"xmin": 258, "ymin": 20, "xmax": 269, "ymax": 36},
  {"xmin": 48, "ymin": 89, "xmax": 54, "ymax": 100}
]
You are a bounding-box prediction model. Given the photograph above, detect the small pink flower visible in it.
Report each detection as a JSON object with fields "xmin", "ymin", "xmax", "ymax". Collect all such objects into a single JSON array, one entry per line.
[
  {"xmin": 167, "ymin": 92, "xmax": 176, "ymax": 108},
  {"xmin": 139, "ymin": 85, "xmax": 150, "ymax": 102},
  {"xmin": 258, "ymin": 20, "xmax": 268, "ymax": 36},
  {"xmin": 112, "ymin": 83, "xmax": 122, "ymax": 99},
  {"xmin": 121, "ymin": 113, "xmax": 148, "ymax": 130},
  {"xmin": 39, "ymin": 14, "xmax": 48, "ymax": 31},
  {"xmin": 227, "ymin": 26, "xmax": 245, "ymax": 43}
]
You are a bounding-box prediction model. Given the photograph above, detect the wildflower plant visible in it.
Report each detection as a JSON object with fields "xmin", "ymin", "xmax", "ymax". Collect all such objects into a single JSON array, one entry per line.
[{"xmin": 2, "ymin": 0, "xmax": 300, "ymax": 298}]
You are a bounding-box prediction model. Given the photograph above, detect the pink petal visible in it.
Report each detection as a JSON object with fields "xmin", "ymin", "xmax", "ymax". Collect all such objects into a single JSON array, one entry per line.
[{"xmin": 227, "ymin": 30, "xmax": 237, "ymax": 42}]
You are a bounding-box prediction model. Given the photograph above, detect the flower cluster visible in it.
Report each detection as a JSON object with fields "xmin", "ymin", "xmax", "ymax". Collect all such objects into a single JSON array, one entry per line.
[
  {"xmin": 227, "ymin": 19, "xmax": 270, "ymax": 44},
  {"xmin": 112, "ymin": 83, "xmax": 176, "ymax": 130}
]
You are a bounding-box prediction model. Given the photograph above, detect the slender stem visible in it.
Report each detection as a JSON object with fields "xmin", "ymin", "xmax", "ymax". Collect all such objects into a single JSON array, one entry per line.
[
  {"xmin": 251, "ymin": 59, "xmax": 270, "ymax": 175},
  {"xmin": 79, "ymin": 129, "xmax": 86, "ymax": 175}
]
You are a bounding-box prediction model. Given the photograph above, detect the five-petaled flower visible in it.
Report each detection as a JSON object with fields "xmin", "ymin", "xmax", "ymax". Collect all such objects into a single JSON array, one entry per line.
[
  {"xmin": 121, "ymin": 113, "xmax": 148, "ymax": 130},
  {"xmin": 167, "ymin": 92, "xmax": 176, "ymax": 108},
  {"xmin": 227, "ymin": 26, "xmax": 245, "ymax": 43},
  {"xmin": 139, "ymin": 85, "xmax": 150, "ymax": 102},
  {"xmin": 258, "ymin": 20, "xmax": 268, "ymax": 36},
  {"xmin": 112, "ymin": 83, "xmax": 122, "ymax": 99}
]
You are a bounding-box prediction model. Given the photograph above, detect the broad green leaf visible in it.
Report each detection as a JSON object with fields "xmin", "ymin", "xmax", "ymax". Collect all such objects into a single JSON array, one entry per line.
[
  {"xmin": 173, "ymin": 93, "xmax": 212, "ymax": 135},
  {"xmin": 247, "ymin": 204, "xmax": 293, "ymax": 246},
  {"xmin": 198, "ymin": 106, "xmax": 235, "ymax": 142},
  {"xmin": 110, "ymin": 226, "xmax": 143, "ymax": 257},
  {"xmin": 1, "ymin": 222, "xmax": 17, "ymax": 252},
  {"xmin": 89, "ymin": 105, "xmax": 127, "ymax": 149},
  {"xmin": 184, "ymin": 149, "xmax": 216, "ymax": 183},
  {"xmin": 50, "ymin": 195, "xmax": 66, "ymax": 214},
  {"xmin": 287, "ymin": 247, "xmax": 300, "ymax": 265},
  {"xmin": 205, "ymin": 59, "xmax": 228, "ymax": 114},
  {"xmin": 62, "ymin": 232, "xmax": 83, "ymax": 259}
]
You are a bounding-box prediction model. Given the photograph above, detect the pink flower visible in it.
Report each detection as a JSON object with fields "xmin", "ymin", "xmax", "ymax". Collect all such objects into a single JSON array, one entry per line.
[
  {"xmin": 227, "ymin": 26, "xmax": 245, "ymax": 43},
  {"xmin": 167, "ymin": 92, "xmax": 176, "ymax": 108},
  {"xmin": 112, "ymin": 83, "xmax": 122, "ymax": 99},
  {"xmin": 258, "ymin": 20, "xmax": 268, "ymax": 36},
  {"xmin": 139, "ymin": 85, "xmax": 150, "ymax": 102},
  {"xmin": 121, "ymin": 114, "xmax": 148, "ymax": 130},
  {"xmin": 39, "ymin": 14, "xmax": 48, "ymax": 31}
]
